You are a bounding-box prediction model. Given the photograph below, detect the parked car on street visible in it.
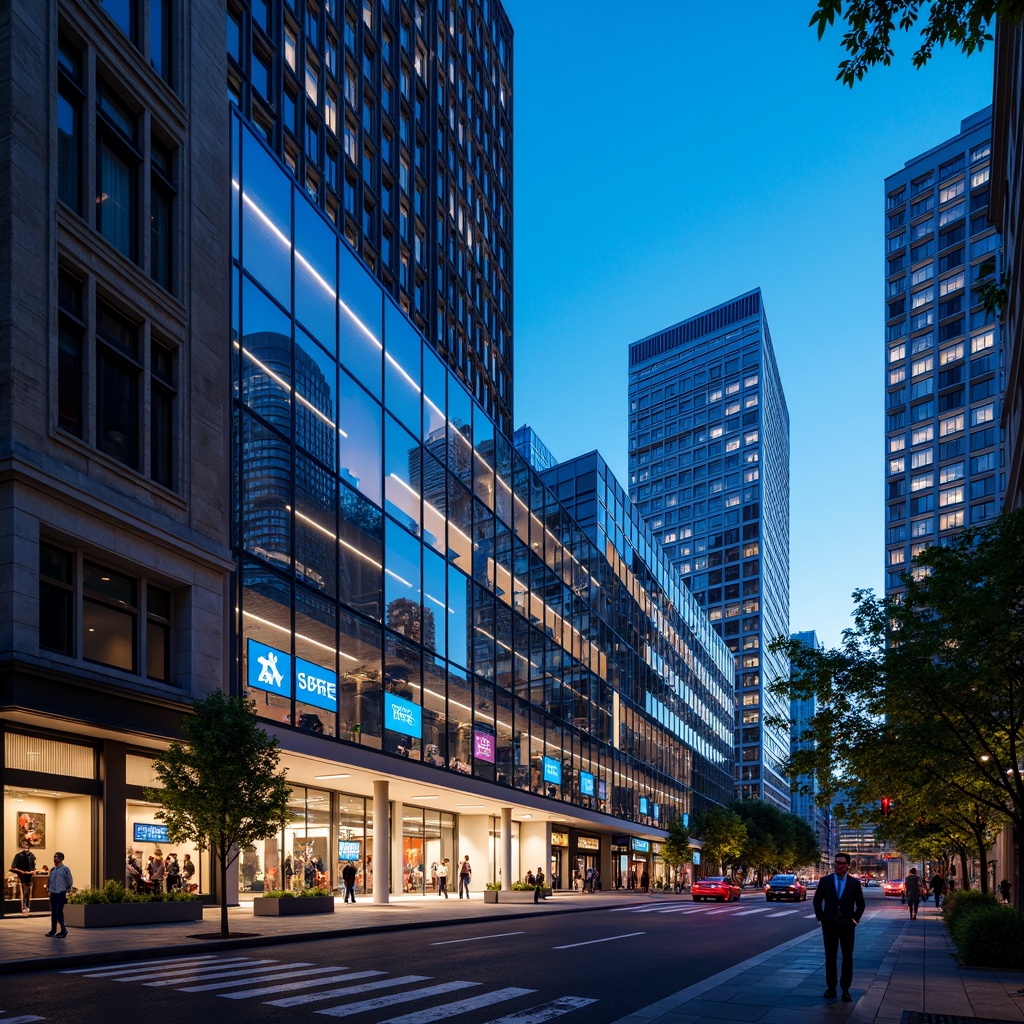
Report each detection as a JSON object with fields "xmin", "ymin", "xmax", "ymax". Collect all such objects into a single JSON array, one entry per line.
[
  {"xmin": 883, "ymin": 880, "xmax": 905, "ymax": 898},
  {"xmin": 765, "ymin": 874, "xmax": 807, "ymax": 901},
  {"xmin": 692, "ymin": 876, "xmax": 742, "ymax": 902}
]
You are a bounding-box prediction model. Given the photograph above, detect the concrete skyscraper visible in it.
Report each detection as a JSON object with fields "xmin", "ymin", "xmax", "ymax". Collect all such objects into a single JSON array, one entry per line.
[
  {"xmin": 884, "ymin": 110, "xmax": 1002, "ymax": 600},
  {"xmin": 628, "ymin": 289, "xmax": 791, "ymax": 810}
]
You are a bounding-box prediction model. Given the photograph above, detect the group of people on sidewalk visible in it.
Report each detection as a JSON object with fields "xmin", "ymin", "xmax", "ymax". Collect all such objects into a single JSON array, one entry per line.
[{"xmin": 125, "ymin": 849, "xmax": 195, "ymax": 894}]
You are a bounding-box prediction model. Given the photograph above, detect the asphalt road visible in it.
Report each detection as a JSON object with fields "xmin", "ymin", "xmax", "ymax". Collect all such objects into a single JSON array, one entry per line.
[{"xmin": 1, "ymin": 889, "xmax": 893, "ymax": 1024}]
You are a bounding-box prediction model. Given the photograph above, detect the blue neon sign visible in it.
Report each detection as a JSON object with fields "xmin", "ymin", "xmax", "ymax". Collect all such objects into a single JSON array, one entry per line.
[
  {"xmin": 247, "ymin": 639, "xmax": 337, "ymax": 711},
  {"xmin": 632, "ymin": 838, "xmax": 650, "ymax": 853},
  {"xmin": 639, "ymin": 797, "xmax": 649, "ymax": 815},
  {"xmin": 384, "ymin": 693, "xmax": 422, "ymax": 737},
  {"xmin": 134, "ymin": 823, "xmax": 169, "ymax": 844},
  {"xmin": 295, "ymin": 655, "xmax": 337, "ymax": 711},
  {"xmin": 579, "ymin": 771, "xmax": 595, "ymax": 796},
  {"xmin": 543, "ymin": 757, "xmax": 562, "ymax": 785}
]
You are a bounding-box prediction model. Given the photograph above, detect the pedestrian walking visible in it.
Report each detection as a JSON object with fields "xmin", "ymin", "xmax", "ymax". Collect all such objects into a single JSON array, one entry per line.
[
  {"xmin": 341, "ymin": 860, "xmax": 357, "ymax": 903},
  {"xmin": 10, "ymin": 843, "xmax": 36, "ymax": 915},
  {"xmin": 437, "ymin": 858, "xmax": 449, "ymax": 898},
  {"xmin": 812, "ymin": 853, "xmax": 865, "ymax": 1003},
  {"xmin": 904, "ymin": 868, "xmax": 922, "ymax": 920},
  {"xmin": 45, "ymin": 852, "xmax": 73, "ymax": 938},
  {"xmin": 1000, "ymin": 878, "xmax": 1012, "ymax": 904},
  {"xmin": 458, "ymin": 855, "xmax": 472, "ymax": 898},
  {"xmin": 640, "ymin": 869, "xmax": 650, "ymax": 893},
  {"xmin": 930, "ymin": 872, "xmax": 946, "ymax": 909}
]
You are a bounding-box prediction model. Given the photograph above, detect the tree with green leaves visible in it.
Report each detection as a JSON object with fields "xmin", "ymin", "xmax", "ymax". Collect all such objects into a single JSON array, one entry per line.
[
  {"xmin": 145, "ymin": 693, "xmax": 292, "ymax": 937},
  {"xmin": 692, "ymin": 805, "xmax": 747, "ymax": 876},
  {"xmin": 730, "ymin": 799, "xmax": 820, "ymax": 881},
  {"xmin": 660, "ymin": 817, "xmax": 695, "ymax": 889},
  {"xmin": 769, "ymin": 509, "xmax": 1024, "ymax": 902},
  {"xmin": 810, "ymin": 0, "xmax": 1024, "ymax": 86}
]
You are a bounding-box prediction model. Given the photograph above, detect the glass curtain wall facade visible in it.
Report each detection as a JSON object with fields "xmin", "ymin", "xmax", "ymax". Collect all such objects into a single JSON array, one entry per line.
[
  {"xmin": 884, "ymin": 110, "xmax": 1003, "ymax": 598},
  {"xmin": 232, "ymin": 110, "xmax": 734, "ymax": 832},
  {"xmin": 226, "ymin": 0, "xmax": 514, "ymax": 436},
  {"xmin": 542, "ymin": 451, "xmax": 735, "ymax": 818},
  {"xmin": 627, "ymin": 289, "xmax": 791, "ymax": 810}
]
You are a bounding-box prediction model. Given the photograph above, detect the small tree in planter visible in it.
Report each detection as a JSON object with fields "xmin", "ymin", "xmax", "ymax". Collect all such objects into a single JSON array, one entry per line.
[{"xmin": 145, "ymin": 693, "xmax": 291, "ymax": 938}]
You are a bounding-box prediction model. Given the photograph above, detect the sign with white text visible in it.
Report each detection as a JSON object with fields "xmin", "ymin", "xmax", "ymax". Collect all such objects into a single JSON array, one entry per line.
[
  {"xmin": 579, "ymin": 771, "xmax": 595, "ymax": 796},
  {"xmin": 542, "ymin": 757, "xmax": 562, "ymax": 785},
  {"xmin": 133, "ymin": 823, "xmax": 169, "ymax": 844},
  {"xmin": 384, "ymin": 693, "xmax": 422, "ymax": 737}
]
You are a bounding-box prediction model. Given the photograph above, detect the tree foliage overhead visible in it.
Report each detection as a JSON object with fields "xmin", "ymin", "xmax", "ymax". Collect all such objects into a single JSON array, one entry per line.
[
  {"xmin": 691, "ymin": 805, "xmax": 747, "ymax": 874},
  {"xmin": 810, "ymin": 0, "xmax": 1024, "ymax": 85},
  {"xmin": 145, "ymin": 692, "xmax": 292, "ymax": 936},
  {"xmin": 660, "ymin": 817, "xmax": 695, "ymax": 870},
  {"xmin": 769, "ymin": 510, "xmax": 1024, "ymax": 894}
]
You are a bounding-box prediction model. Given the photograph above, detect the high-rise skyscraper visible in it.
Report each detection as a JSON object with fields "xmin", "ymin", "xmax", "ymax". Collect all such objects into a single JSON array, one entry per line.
[
  {"xmin": 884, "ymin": 110, "xmax": 1002, "ymax": 600},
  {"xmin": 628, "ymin": 288, "xmax": 791, "ymax": 809}
]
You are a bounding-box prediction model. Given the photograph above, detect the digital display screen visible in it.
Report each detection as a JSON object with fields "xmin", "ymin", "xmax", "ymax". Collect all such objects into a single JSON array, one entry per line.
[
  {"xmin": 338, "ymin": 840, "xmax": 361, "ymax": 861},
  {"xmin": 384, "ymin": 693, "xmax": 422, "ymax": 738},
  {"xmin": 473, "ymin": 728, "xmax": 495, "ymax": 763},
  {"xmin": 632, "ymin": 838, "xmax": 650, "ymax": 853},
  {"xmin": 542, "ymin": 757, "xmax": 562, "ymax": 785},
  {"xmin": 133, "ymin": 823, "xmax": 169, "ymax": 844},
  {"xmin": 639, "ymin": 797, "xmax": 649, "ymax": 815},
  {"xmin": 579, "ymin": 771, "xmax": 595, "ymax": 796}
]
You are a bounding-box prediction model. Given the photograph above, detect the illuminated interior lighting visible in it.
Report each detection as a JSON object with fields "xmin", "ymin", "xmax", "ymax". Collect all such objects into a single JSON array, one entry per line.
[
  {"xmin": 314, "ymin": 774, "xmax": 352, "ymax": 779},
  {"xmin": 410, "ymin": 794, "xmax": 438, "ymax": 800},
  {"xmin": 240, "ymin": 608, "xmax": 358, "ymax": 662}
]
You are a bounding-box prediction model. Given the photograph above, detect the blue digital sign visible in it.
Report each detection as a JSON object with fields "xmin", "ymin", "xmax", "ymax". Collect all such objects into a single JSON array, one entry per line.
[
  {"xmin": 384, "ymin": 693, "xmax": 422, "ymax": 737},
  {"xmin": 134, "ymin": 823, "xmax": 169, "ymax": 844},
  {"xmin": 639, "ymin": 796, "xmax": 649, "ymax": 815},
  {"xmin": 338, "ymin": 840, "xmax": 361, "ymax": 861},
  {"xmin": 542, "ymin": 757, "xmax": 562, "ymax": 785},
  {"xmin": 247, "ymin": 639, "xmax": 338, "ymax": 711},
  {"xmin": 653, "ymin": 803, "xmax": 660, "ymax": 821},
  {"xmin": 631, "ymin": 838, "xmax": 650, "ymax": 853},
  {"xmin": 693, "ymin": 851, "xmax": 701, "ymax": 865},
  {"xmin": 579, "ymin": 771, "xmax": 595, "ymax": 796}
]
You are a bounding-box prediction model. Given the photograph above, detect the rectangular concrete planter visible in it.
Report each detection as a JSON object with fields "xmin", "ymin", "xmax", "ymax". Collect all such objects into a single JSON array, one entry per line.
[
  {"xmin": 65, "ymin": 901, "xmax": 203, "ymax": 928},
  {"xmin": 253, "ymin": 895, "xmax": 335, "ymax": 916},
  {"xmin": 483, "ymin": 888, "xmax": 552, "ymax": 903}
]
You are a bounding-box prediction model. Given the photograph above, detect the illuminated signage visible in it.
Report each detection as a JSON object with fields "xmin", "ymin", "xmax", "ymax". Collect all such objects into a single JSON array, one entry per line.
[
  {"xmin": 693, "ymin": 851, "xmax": 701, "ymax": 865},
  {"xmin": 247, "ymin": 638, "xmax": 337, "ymax": 712},
  {"xmin": 598, "ymin": 779, "xmax": 607, "ymax": 800},
  {"xmin": 542, "ymin": 757, "xmax": 562, "ymax": 785},
  {"xmin": 338, "ymin": 840, "xmax": 361, "ymax": 861},
  {"xmin": 639, "ymin": 797, "xmax": 649, "ymax": 815},
  {"xmin": 631, "ymin": 838, "xmax": 650, "ymax": 853},
  {"xmin": 133, "ymin": 823, "xmax": 169, "ymax": 844},
  {"xmin": 551, "ymin": 832, "xmax": 568, "ymax": 848},
  {"xmin": 653, "ymin": 803, "xmax": 660, "ymax": 821},
  {"xmin": 577, "ymin": 836, "xmax": 600, "ymax": 851},
  {"xmin": 473, "ymin": 728, "xmax": 495, "ymax": 763},
  {"xmin": 579, "ymin": 771, "xmax": 595, "ymax": 796},
  {"xmin": 384, "ymin": 693, "xmax": 422, "ymax": 737}
]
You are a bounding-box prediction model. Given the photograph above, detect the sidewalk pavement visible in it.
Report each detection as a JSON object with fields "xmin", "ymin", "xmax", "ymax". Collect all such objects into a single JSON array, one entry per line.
[{"xmin": 2, "ymin": 890, "xmax": 1023, "ymax": 1024}]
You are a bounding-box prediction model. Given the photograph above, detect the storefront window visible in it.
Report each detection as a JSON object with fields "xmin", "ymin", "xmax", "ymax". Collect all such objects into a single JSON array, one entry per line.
[
  {"xmin": 126, "ymin": 798, "xmax": 203, "ymax": 894},
  {"xmin": 402, "ymin": 807, "xmax": 453, "ymax": 893}
]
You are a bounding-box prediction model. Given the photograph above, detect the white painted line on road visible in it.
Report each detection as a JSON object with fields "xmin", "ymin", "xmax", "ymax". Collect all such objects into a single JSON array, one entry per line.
[
  {"xmin": 89, "ymin": 956, "xmax": 262, "ymax": 980},
  {"xmin": 63, "ymin": 954, "xmax": 219, "ymax": 975},
  {"xmin": 218, "ymin": 970, "xmax": 385, "ymax": 999},
  {"xmin": 553, "ymin": 931, "xmax": 645, "ymax": 950},
  {"xmin": 262, "ymin": 975, "xmax": 431, "ymax": 1007},
  {"xmin": 732, "ymin": 906, "xmax": 774, "ymax": 916},
  {"xmin": 178, "ymin": 965, "xmax": 344, "ymax": 992},
  {"xmin": 766, "ymin": 910, "xmax": 799, "ymax": 918},
  {"xmin": 315, "ymin": 980, "xmax": 479, "ymax": 1017},
  {"xmin": 0, "ymin": 1015, "xmax": 46, "ymax": 1022},
  {"xmin": 143, "ymin": 959, "xmax": 291, "ymax": 985},
  {"xmin": 379, "ymin": 986, "xmax": 535, "ymax": 1023},
  {"xmin": 804, "ymin": 913, "xmax": 818, "ymax": 918},
  {"xmin": 480, "ymin": 996, "xmax": 599, "ymax": 1023},
  {"xmin": 705, "ymin": 906, "xmax": 741, "ymax": 914},
  {"xmin": 431, "ymin": 931, "xmax": 525, "ymax": 945},
  {"xmin": 618, "ymin": 905, "xmax": 673, "ymax": 913}
]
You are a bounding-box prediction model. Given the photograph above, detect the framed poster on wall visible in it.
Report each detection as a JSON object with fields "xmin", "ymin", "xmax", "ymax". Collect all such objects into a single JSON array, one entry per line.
[{"xmin": 17, "ymin": 811, "xmax": 45, "ymax": 848}]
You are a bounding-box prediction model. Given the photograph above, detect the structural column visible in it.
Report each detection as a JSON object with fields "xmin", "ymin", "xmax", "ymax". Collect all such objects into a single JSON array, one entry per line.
[
  {"xmin": 500, "ymin": 806, "xmax": 512, "ymax": 890},
  {"xmin": 373, "ymin": 779, "xmax": 389, "ymax": 904}
]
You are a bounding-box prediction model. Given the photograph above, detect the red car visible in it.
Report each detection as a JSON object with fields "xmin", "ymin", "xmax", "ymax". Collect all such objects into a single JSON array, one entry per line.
[
  {"xmin": 692, "ymin": 876, "xmax": 742, "ymax": 902},
  {"xmin": 883, "ymin": 880, "xmax": 904, "ymax": 898}
]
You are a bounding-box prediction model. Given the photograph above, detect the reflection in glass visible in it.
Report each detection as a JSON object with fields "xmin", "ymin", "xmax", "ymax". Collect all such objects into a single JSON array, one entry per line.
[
  {"xmin": 384, "ymin": 299, "xmax": 421, "ymax": 434},
  {"xmin": 338, "ymin": 482, "xmax": 383, "ymax": 621},
  {"xmin": 338, "ymin": 370, "xmax": 382, "ymax": 506},
  {"xmin": 339, "ymin": 244, "xmax": 382, "ymax": 397},
  {"xmin": 295, "ymin": 199, "xmax": 337, "ymax": 353},
  {"xmin": 384, "ymin": 415, "xmax": 421, "ymax": 534},
  {"xmin": 241, "ymin": 129, "xmax": 291, "ymax": 310},
  {"xmin": 294, "ymin": 328, "xmax": 337, "ymax": 467}
]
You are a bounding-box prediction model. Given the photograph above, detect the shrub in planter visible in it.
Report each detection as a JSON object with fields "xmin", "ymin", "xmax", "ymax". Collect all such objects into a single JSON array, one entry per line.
[
  {"xmin": 260, "ymin": 887, "xmax": 331, "ymax": 899},
  {"xmin": 484, "ymin": 883, "xmax": 502, "ymax": 891},
  {"xmin": 948, "ymin": 903, "xmax": 1024, "ymax": 969},
  {"xmin": 69, "ymin": 879, "xmax": 200, "ymax": 905},
  {"xmin": 511, "ymin": 881, "xmax": 535, "ymax": 891},
  {"xmin": 942, "ymin": 889, "xmax": 998, "ymax": 932}
]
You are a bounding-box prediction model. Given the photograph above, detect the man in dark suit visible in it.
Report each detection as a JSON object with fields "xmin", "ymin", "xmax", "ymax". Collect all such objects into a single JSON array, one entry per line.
[{"xmin": 813, "ymin": 853, "xmax": 866, "ymax": 1002}]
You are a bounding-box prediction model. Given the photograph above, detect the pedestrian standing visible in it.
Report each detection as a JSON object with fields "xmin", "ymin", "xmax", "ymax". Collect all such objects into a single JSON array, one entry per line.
[
  {"xmin": 813, "ymin": 853, "xmax": 865, "ymax": 1002},
  {"xmin": 1000, "ymin": 878, "xmax": 1012, "ymax": 904},
  {"xmin": 930, "ymin": 872, "xmax": 946, "ymax": 909},
  {"xmin": 437, "ymin": 859, "xmax": 449, "ymax": 898},
  {"xmin": 640, "ymin": 869, "xmax": 650, "ymax": 893},
  {"xmin": 341, "ymin": 860, "xmax": 357, "ymax": 903},
  {"xmin": 904, "ymin": 868, "xmax": 922, "ymax": 920},
  {"xmin": 46, "ymin": 852, "xmax": 73, "ymax": 938},
  {"xmin": 10, "ymin": 843, "xmax": 36, "ymax": 915},
  {"xmin": 458, "ymin": 855, "xmax": 472, "ymax": 898}
]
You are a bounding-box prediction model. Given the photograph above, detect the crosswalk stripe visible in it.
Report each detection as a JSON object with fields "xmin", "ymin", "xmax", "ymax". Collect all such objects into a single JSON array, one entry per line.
[
  {"xmin": 180, "ymin": 966, "xmax": 345, "ymax": 993},
  {"xmin": 732, "ymin": 907, "xmax": 774, "ymax": 916},
  {"xmin": 0, "ymin": 1015, "xmax": 46, "ymax": 1022},
  {"xmin": 91, "ymin": 956, "xmax": 262, "ymax": 980},
  {"xmin": 66, "ymin": 955, "xmax": 220, "ymax": 976},
  {"xmin": 142, "ymin": 960, "xmax": 287, "ymax": 985},
  {"xmin": 804, "ymin": 913, "xmax": 818, "ymax": 919},
  {"xmin": 624, "ymin": 905, "xmax": 673, "ymax": 913},
  {"xmin": 766, "ymin": 910, "xmax": 799, "ymax": 918},
  {"xmin": 379, "ymin": 986, "xmax": 535, "ymax": 1023},
  {"xmin": 316, "ymin": 980, "xmax": 480, "ymax": 1018},
  {"xmin": 481, "ymin": 996, "xmax": 599, "ymax": 1023},
  {"xmin": 263, "ymin": 975, "xmax": 431, "ymax": 1007},
  {"xmin": 216, "ymin": 970, "xmax": 385, "ymax": 1000}
]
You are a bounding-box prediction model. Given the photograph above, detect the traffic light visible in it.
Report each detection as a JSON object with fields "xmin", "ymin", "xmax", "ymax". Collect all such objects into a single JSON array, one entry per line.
[{"xmin": 881, "ymin": 797, "xmax": 892, "ymax": 817}]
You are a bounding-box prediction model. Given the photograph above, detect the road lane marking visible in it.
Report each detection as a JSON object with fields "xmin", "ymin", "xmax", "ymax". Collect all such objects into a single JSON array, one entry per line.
[
  {"xmin": 732, "ymin": 906, "xmax": 775, "ymax": 916},
  {"xmin": 0, "ymin": 1015, "xmax": 46, "ymax": 1022},
  {"xmin": 62, "ymin": 955, "xmax": 219, "ymax": 974},
  {"xmin": 178, "ymin": 966, "xmax": 345, "ymax": 992},
  {"xmin": 263, "ymin": 975, "xmax": 432, "ymax": 1007},
  {"xmin": 553, "ymin": 931, "xmax": 645, "ymax": 949},
  {"xmin": 93, "ymin": 956, "xmax": 264, "ymax": 980},
  {"xmin": 767, "ymin": 910, "xmax": 799, "ymax": 918},
  {"xmin": 431, "ymin": 931, "xmax": 525, "ymax": 945},
  {"xmin": 143, "ymin": 960, "xmax": 295, "ymax": 985},
  {"xmin": 379, "ymin": 986, "xmax": 534, "ymax": 1022},
  {"xmin": 218, "ymin": 970, "xmax": 386, "ymax": 999},
  {"xmin": 481, "ymin": 996, "xmax": 599, "ymax": 1023},
  {"xmin": 315, "ymin": 980, "xmax": 479, "ymax": 1017}
]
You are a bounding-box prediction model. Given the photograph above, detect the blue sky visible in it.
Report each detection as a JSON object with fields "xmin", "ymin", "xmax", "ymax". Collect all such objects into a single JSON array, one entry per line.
[{"xmin": 503, "ymin": 1, "xmax": 996, "ymax": 648}]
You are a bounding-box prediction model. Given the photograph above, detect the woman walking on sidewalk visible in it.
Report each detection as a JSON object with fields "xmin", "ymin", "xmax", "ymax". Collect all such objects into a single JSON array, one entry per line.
[{"xmin": 904, "ymin": 868, "xmax": 922, "ymax": 919}]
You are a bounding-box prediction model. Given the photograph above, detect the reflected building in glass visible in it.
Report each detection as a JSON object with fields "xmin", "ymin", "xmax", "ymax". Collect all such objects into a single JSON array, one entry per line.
[{"xmin": 628, "ymin": 290, "xmax": 792, "ymax": 810}]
